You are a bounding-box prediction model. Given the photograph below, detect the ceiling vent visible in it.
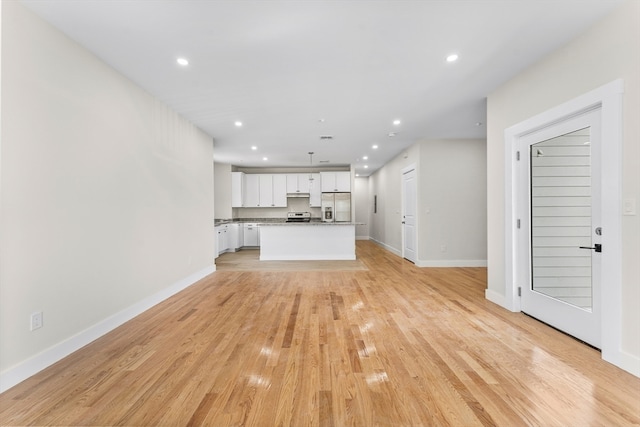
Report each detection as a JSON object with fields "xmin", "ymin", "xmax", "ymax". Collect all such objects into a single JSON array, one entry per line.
[{"xmin": 319, "ymin": 135, "xmax": 334, "ymax": 140}]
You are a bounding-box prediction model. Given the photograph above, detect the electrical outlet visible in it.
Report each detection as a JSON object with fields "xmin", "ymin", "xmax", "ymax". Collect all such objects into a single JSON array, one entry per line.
[
  {"xmin": 440, "ymin": 244, "xmax": 447, "ymax": 253},
  {"xmin": 30, "ymin": 312, "xmax": 43, "ymax": 331}
]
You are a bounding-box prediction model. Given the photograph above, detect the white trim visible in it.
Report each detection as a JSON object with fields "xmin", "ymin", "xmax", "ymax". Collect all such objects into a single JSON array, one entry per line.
[
  {"xmin": 369, "ymin": 238, "xmax": 402, "ymax": 257},
  {"xmin": 356, "ymin": 235, "xmax": 370, "ymax": 240},
  {"xmin": 416, "ymin": 260, "xmax": 487, "ymax": 268},
  {"xmin": 401, "ymin": 164, "xmax": 417, "ymax": 263},
  {"xmin": 618, "ymin": 351, "xmax": 640, "ymax": 378},
  {"xmin": 502, "ymin": 79, "xmax": 628, "ymax": 374},
  {"xmin": 485, "ymin": 289, "xmax": 506, "ymax": 307},
  {"xmin": 0, "ymin": 265, "xmax": 216, "ymax": 393}
]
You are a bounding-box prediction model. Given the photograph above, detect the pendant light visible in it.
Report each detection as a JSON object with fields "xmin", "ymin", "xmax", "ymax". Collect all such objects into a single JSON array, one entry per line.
[{"xmin": 308, "ymin": 152, "xmax": 315, "ymax": 183}]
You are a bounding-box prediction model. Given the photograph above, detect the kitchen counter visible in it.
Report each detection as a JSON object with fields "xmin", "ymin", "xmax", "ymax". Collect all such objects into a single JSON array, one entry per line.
[
  {"xmin": 259, "ymin": 221, "xmax": 360, "ymax": 226},
  {"xmin": 259, "ymin": 223, "xmax": 356, "ymax": 261},
  {"xmin": 214, "ymin": 218, "xmax": 321, "ymax": 226}
]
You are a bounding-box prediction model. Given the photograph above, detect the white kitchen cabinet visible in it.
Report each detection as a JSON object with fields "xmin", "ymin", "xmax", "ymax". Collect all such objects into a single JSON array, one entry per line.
[
  {"xmin": 243, "ymin": 223, "xmax": 260, "ymax": 246},
  {"xmin": 320, "ymin": 171, "xmax": 351, "ymax": 192},
  {"xmin": 231, "ymin": 172, "xmax": 245, "ymax": 207},
  {"xmin": 259, "ymin": 175, "xmax": 272, "ymax": 207},
  {"xmin": 258, "ymin": 174, "xmax": 287, "ymax": 207},
  {"xmin": 228, "ymin": 223, "xmax": 242, "ymax": 250},
  {"xmin": 273, "ymin": 175, "xmax": 287, "ymax": 206},
  {"xmin": 286, "ymin": 174, "xmax": 300, "ymax": 193},
  {"xmin": 309, "ymin": 173, "xmax": 321, "ymax": 207},
  {"xmin": 216, "ymin": 225, "xmax": 229, "ymax": 255},
  {"xmin": 286, "ymin": 173, "xmax": 311, "ymax": 194},
  {"xmin": 243, "ymin": 174, "xmax": 260, "ymax": 207}
]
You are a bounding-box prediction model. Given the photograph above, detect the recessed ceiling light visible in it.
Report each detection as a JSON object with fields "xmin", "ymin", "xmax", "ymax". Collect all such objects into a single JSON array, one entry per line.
[
  {"xmin": 372, "ymin": 145, "xmax": 379, "ymax": 149},
  {"xmin": 318, "ymin": 118, "xmax": 326, "ymax": 123},
  {"xmin": 388, "ymin": 132, "xmax": 397, "ymax": 137},
  {"xmin": 251, "ymin": 146, "xmax": 257, "ymax": 150},
  {"xmin": 176, "ymin": 57, "xmax": 189, "ymax": 66},
  {"xmin": 446, "ymin": 54, "xmax": 459, "ymax": 63},
  {"xmin": 393, "ymin": 119, "xmax": 401, "ymax": 126},
  {"xmin": 262, "ymin": 157, "xmax": 268, "ymax": 161},
  {"xmin": 364, "ymin": 165, "xmax": 369, "ymax": 169},
  {"xmin": 356, "ymin": 174, "xmax": 360, "ymax": 177},
  {"xmin": 234, "ymin": 121, "xmax": 243, "ymax": 127},
  {"xmin": 363, "ymin": 156, "xmax": 368, "ymax": 160}
]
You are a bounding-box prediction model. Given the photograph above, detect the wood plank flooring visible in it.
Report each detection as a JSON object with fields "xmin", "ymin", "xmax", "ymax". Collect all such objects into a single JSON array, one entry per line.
[
  {"xmin": 215, "ymin": 249, "xmax": 368, "ymax": 272},
  {"xmin": 1, "ymin": 241, "xmax": 639, "ymax": 426}
]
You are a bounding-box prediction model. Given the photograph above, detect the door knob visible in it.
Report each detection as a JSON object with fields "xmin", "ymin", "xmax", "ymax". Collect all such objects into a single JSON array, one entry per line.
[{"xmin": 579, "ymin": 244, "xmax": 602, "ymax": 253}]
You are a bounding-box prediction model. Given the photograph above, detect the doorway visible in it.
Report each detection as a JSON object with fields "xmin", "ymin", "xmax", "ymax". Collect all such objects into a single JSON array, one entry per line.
[
  {"xmin": 504, "ymin": 79, "xmax": 623, "ymax": 368},
  {"xmin": 402, "ymin": 165, "xmax": 417, "ymax": 263},
  {"xmin": 517, "ymin": 109, "xmax": 601, "ymax": 347}
]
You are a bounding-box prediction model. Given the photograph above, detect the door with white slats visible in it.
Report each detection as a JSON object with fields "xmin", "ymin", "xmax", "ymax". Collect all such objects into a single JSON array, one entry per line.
[{"xmin": 518, "ymin": 109, "xmax": 601, "ymax": 348}]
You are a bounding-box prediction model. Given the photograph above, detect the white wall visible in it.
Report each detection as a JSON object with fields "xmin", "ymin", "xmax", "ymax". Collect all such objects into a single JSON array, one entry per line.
[
  {"xmin": 354, "ymin": 177, "xmax": 370, "ymax": 239},
  {"xmin": 487, "ymin": 0, "xmax": 639, "ymax": 362},
  {"xmin": 418, "ymin": 139, "xmax": 487, "ymax": 266},
  {"xmin": 214, "ymin": 162, "xmax": 232, "ymax": 219},
  {"xmin": 0, "ymin": 1, "xmax": 215, "ymax": 389},
  {"xmin": 368, "ymin": 140, "xmax": 487, "ymax": 266},
  {"xmin": 368, "ymin": 145, "xmax": 420, "ymax": 255}
]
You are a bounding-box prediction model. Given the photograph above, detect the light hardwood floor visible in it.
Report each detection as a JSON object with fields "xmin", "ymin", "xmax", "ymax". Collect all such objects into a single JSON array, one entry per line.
[{"xmin": 1, "ymin": 241, "xmax": 639, "ymax": 426}]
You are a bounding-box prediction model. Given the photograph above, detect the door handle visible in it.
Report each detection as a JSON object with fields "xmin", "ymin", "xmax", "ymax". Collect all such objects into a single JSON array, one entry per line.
[
  {"xmin": 579, "ymin": 244, "xmax": 602, "ymax": 253},
  {"xmin": 402, "ymin": 221, "xmax": 405, "ymax": 224}
]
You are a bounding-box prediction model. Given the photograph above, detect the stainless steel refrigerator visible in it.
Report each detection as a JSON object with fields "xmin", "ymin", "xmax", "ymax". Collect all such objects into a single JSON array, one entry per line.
[{"xmin": 321, "ymin": 193, "xmax": 351, "ymax": 222}]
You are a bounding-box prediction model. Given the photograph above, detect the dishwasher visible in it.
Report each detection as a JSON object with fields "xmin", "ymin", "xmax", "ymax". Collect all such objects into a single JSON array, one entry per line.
[{"xmin": 243, "ymin": 223, "xmax": 260, "ymax": 247}]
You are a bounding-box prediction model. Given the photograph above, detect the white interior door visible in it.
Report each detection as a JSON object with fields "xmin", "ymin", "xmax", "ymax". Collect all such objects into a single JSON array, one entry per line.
[
  {"xmin": 402, "ymin": 168, "xmax": 417, "ymax": 263},
  {"xmin": 517, "ymin": 109, "xmax": 601, "ymax": 348}
]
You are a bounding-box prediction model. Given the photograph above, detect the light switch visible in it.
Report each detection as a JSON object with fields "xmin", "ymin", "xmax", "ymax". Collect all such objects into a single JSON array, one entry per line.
[{"xmin": 623, "ymin": 198, "xmax": 636, "ymax": 216}]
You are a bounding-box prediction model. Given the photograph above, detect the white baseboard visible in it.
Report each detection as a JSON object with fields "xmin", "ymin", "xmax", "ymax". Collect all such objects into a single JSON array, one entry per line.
[
  {"xmin": 369, "ymin": 238, "xmax": 401, "ymax": 257},
  {"xmin": 603, "ymin": 347, "xmax": 640, "ymax": 378},
  {"xmin": 485, "ymin": 288, "xmax": 506, "ymax": 308},
  {"xmin": 416, "ymin": 259, "xmax": 488, "ymax": 268},
  {"xmin": 356, "ymin": 235, "xmax": 370, "ymax": 240},
  {"xmin": 0, "ymin": 265, "xmax": 216, "ymax": 393},
  {"xmin": 616, "ymin": 350, "xmax": 640, "ymax": 377}
]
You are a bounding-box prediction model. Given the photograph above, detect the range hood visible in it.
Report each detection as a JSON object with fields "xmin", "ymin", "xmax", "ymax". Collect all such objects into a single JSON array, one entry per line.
[{"xmin": 287, "ymin": 193, "xmax": 310, "ymax": 198}]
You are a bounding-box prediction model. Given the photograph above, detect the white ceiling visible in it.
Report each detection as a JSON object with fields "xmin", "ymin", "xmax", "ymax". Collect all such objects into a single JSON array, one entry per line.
[{"xmin": 21, "ymin": 0, "xmax": 622, "ymax": 176}]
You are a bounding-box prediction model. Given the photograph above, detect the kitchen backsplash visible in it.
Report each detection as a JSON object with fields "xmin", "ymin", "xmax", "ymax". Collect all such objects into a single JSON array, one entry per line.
[{"xmin": 233, "ymin": 197, "xmax": 322, "ymax": 219}]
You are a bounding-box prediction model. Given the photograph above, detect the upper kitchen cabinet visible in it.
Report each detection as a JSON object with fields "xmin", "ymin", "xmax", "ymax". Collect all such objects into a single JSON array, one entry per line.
[
  {"xmin": 309, "ymin": 173, "xmax": 321, "ymax": 207},
  {"xmin": 286, "ymin": 174, "xmax": 311, "ymax": 194},
  {"xmin": 320, "ymin": 171, "xmax": 351, "ymax": 192},
  {"xmin": 258, "ymin": 174, "xmax": 287, "ymax": 207},
  {"xmin": 231, "ymin": 172, "xmax": 245, "ymax": 207},
  {"xmin": 244, "ymin": 174, "xmax": 261, "ymax": 207}
]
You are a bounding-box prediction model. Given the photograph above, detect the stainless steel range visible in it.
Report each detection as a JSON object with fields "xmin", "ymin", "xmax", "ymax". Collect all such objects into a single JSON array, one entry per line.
[{"xmin": 286, "ymin": 212, "xmax": 311, "ymax": 222}]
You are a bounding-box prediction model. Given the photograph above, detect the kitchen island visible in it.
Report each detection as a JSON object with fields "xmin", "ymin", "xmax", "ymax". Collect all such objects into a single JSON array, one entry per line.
[{"xmin": 259, "ymin": 222, "xmax": 356, "ymax": 261}]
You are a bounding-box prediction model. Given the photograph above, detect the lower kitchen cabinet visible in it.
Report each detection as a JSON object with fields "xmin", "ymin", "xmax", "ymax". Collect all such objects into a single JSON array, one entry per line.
[
  {"xmin": 229, "ymin": 223, "xmax": 242, "ymax": 250},
  {"xmin": 216, "ymin": 223, "xmax": 244, "ymax": 257},
  {"xmin": 216, "ymin": 225, "xmax": 229, "ymax": 256}
]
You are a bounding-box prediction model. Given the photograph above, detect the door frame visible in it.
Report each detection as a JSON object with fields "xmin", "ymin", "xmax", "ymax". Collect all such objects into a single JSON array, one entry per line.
[
  {"xmin": 401, "ymin": 164, "xmax": 417, "ymax": 263},
  {"xmin": 504, "ymin": 79, "xmax": 623, "ymax": 367}
]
